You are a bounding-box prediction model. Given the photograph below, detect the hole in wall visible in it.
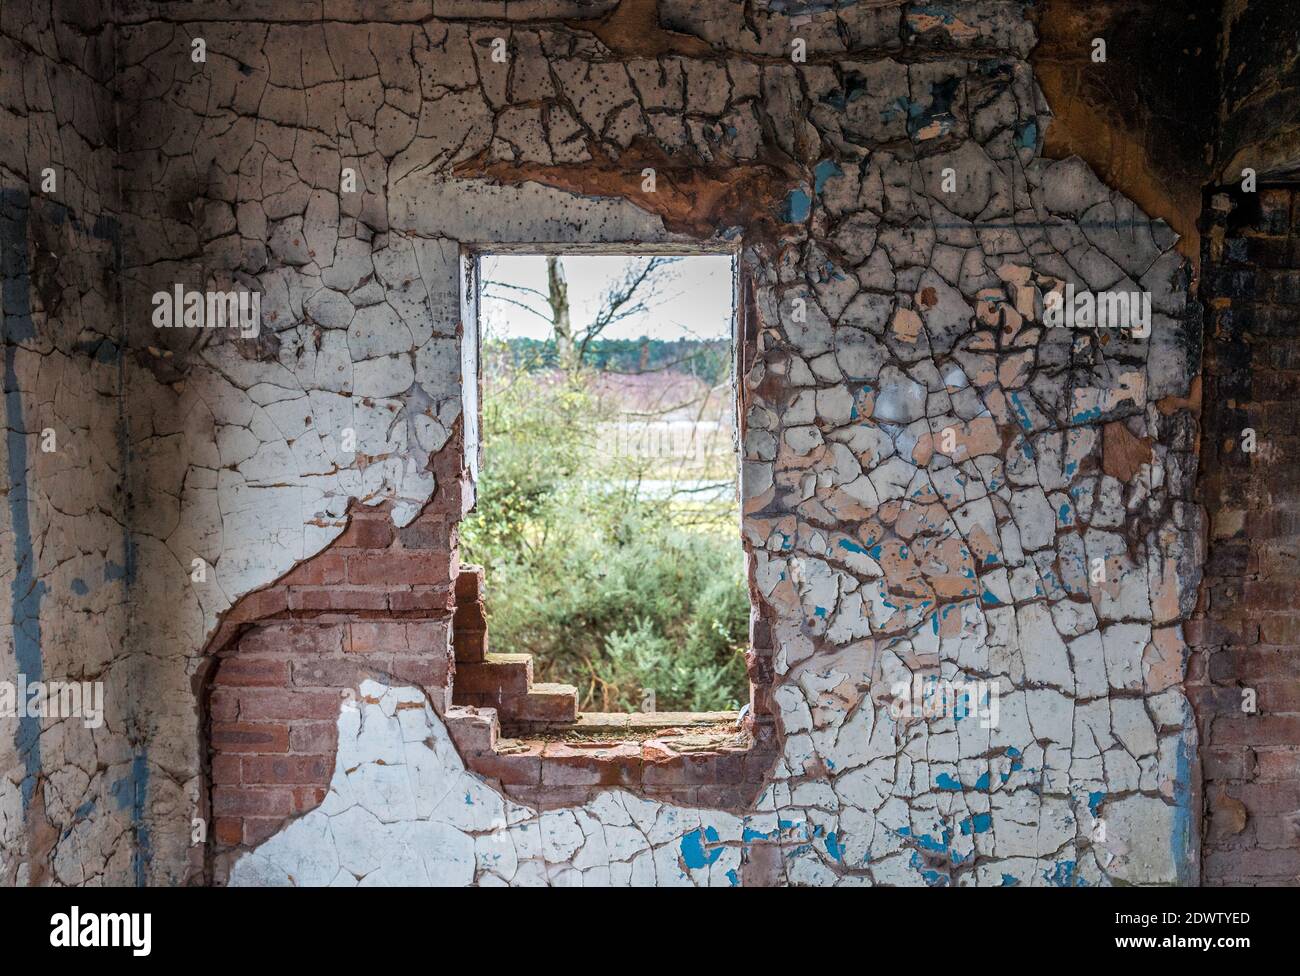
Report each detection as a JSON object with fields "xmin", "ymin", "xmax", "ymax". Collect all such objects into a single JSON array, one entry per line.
[{"xmin": 454, "ymin": 251, "xmax": 752, "ymax": 734}]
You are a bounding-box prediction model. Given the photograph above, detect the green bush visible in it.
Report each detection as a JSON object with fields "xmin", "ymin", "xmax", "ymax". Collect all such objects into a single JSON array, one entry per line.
[{"xmin": 460, "ymin": 365, "xmax": 749, "ymax": 712}]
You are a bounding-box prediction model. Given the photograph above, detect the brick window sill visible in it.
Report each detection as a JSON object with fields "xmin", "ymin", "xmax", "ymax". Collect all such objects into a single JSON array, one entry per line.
[
  {"xmin": 506, "ymin": 709, "xmax": 741, "ymax": 737},
  {"xmin": 449, "ymin": 565, "xmax": 779, "ymax": 810},
  {"xmin": 446, "ymin": 703, "xmax": 777, "ymax": 811}
]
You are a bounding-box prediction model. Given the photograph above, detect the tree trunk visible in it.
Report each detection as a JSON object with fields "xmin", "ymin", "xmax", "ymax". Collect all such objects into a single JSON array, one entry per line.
[{"xmin": 546, "ymin": 257, "xmax": 575, "ymax": 368}]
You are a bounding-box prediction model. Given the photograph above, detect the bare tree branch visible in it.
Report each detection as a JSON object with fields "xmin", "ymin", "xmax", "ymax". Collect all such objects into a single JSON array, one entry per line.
[
  {"xmin": 483, "ymin": 294, "xmax": 556, "ymax": 325},
  {"xmin": 484, "ymin": 255, "xmax": 683, "ymax": 372}
]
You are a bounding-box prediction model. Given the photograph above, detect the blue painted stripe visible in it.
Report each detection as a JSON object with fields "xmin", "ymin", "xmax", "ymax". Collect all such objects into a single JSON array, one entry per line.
[{"xmin": 1, "ymin": 188, "xmax": 45, "ymax": 813}]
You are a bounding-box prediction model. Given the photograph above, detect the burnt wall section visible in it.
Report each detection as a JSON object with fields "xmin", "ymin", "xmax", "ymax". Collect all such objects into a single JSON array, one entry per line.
[
  {"xmin": 1191, "ymin": 184, "xmax": 1300, "ymax": 886},
  {"xmin": 1030, "ymin": 0, "xmax": 1220, "ymax": 262},
  {"xmin": 1216, "ymin": 0, "xmax": 1300, "ymax": 183},
  {"xmin": 0, "ymin": 0, "xmax": 134, "ymax": 886}
]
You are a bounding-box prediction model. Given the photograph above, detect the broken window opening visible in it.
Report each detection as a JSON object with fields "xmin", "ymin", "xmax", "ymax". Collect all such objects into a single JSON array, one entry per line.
[{"xmin": 455, "ymin": 251, "xmax": 752, "ymax": 736}]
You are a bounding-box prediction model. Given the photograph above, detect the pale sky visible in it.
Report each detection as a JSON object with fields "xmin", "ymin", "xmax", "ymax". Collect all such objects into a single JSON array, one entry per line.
[{"xmin": 479, "ymin": 254, "xmax": 734, "ymax": 343}]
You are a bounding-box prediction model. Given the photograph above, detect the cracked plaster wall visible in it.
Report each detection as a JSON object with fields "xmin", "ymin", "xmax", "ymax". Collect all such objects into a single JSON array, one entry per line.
[
  {"xmin": 6, "ymin": 0, "xmax": 1207, "ymax": 886},
  {"xmin": 0, "ymin": 0, "xmax": 137, "ymax": 885}
]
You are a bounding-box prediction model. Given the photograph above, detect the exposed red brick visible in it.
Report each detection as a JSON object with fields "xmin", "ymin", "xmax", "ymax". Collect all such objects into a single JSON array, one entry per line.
[
  {"xmin": 335, "ymin": 515, "xmax": 395, "ymax": 549},
  {"xmin": 389, "ymin": 586, "xmax": 455, "ymax": 612},
  {"xmin": 287, "ymin": 586, "xmax": 390, "ymax": 612},
  {"xmin": 397, "ymin": 516, "xmax": 450, "ymax": 550},
  {"xmin": 454, "ymin": 655, "xmax": 532, "ymax": 696},
  {"xmin": 281, "ymin": 551, "xmax": 347, "ymax": 586},
  {"xmin": 231, "ymin": 688, "xmax": 345, "ymax": 722},
  {"xmin": 211, "ymin": 754, "xmax": 242, "ymax": 785},
  {"xmin": 290, "ymin": 659, "xmax": 359, "ymax": 688},
  {"xmin": 242, "ymin": 818, "xmax": 286, "ymax": 847},
  {"xmin": 467, "ymin": 743, "xmax": 544, "ymax": 785},
  {"xmin": 242, "ymin": 755, "xmax": 333, "ymax": 785},
  {"xmin": 213, "ymin": 818, "xmax": 243, "ymax": 847},
  {"xmin": 214, "ymin": 659, "xmax": 290, "ymax": 687},
  {"xmin": 211, "ymin": 722, "xmax": 289, "ymax": 754},
  {"xmin": 238, "ymin": 622, "xmax": 346, "ymax": 656},
  {"xmin": 540, "ymin": 743, "xmax": 642, "ymax": 787},
  {"xmin": 346, "ymin": 550, "xmax": 450, "ymax": 585},
  {"xmin": 289, "ymin": 721, "xmax": 337, "ymax": 754},
  {"xmin": 212, "ymin": 786, "xmax": 295, "ymax": 817}
]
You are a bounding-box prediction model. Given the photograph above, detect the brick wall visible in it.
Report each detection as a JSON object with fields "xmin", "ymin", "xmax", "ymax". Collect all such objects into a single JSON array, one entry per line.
[
  {"xmin": 1191, "ymin": 184, "xmax": 1300, "ymax": 885},
  {"xmin": 200, "ymin": 426, "xmax": 470, "ymax": 870},
  {"xmin": 204, "ymin": 492, "xmax": 459, "ymax": 864}
]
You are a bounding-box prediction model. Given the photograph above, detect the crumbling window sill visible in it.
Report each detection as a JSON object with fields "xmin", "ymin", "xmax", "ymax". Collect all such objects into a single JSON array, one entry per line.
[
  {"xmin": 446, "ymin": 702, "xmax": 775, "ymax": 810},
  {"xmin": 508, "ymin": 709, "xmax": 741, "ymax": 740}
]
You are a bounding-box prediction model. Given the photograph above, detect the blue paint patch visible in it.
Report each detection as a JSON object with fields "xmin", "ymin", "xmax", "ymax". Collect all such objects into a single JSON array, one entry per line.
[
  {"xmin": 908, "ymin": 850, "xmax": 948, "ymax": 886},
  {"xmin": 1043, "ymin": 860, "xmax": 1080, "ymax": 887},
  {"xmin": 1008, "ymin": 393, "xmax": 1034, "ymax": 433},
  {"xmin": 1088, "ymin": 791, "xmax": 1104, "ymax": 817},
  {"xmin": 959, "ymin": 812, "xmax": 992, "ymax": 835},
  {"xmin": 1001, "ymin": 873, "xmax": 1019, "ymax": 886},
  {"xmin": 898, "ymin": 75, "xmax": 962, "ymax": 140},
  {"xmin": 1015, "ymin": 120, "xmax": 1038, "ymax": 148},
  {"xmin": 813, "ymin": 158, "xmax": 842, "ymax": 194},
  {"xmin": 62, "ymin": 799, "xmax": 97, "ymax": 840},
  {"xmin": 131, "ymin": 750, "xmax": 151, "ymax": 886},
  {"xmin": 70, "ymin": 578, "xmax": 89, "ymax": 595},
  {"xmin": 824, "ymin": 832, "xmax": 843, "ymax": 862},
  {"xmin": 821, "ymin": 90, "xmax": 846, "ymax": 111},
  {"xmin": 782, "ymin": 187, "xmax": 812, "ymax": 223},
  {"xmin": 935, "ymin": 772, "xmax": 962, "ymax": 791},
  {"xmin": 1172, "ymin": 728, "xmax": 1195, "ymax": 884},
  {"xmin": 899, "ymin": 826, "xmax": 951, "ymax": 852},
  {"xmin": 680, "ymin": 826, "xmax": 722, "ymax": 870},
  {"xmin": 3, "ymin": 190, "xmax": 46, "ymax": 813},
  {"xmin": 111, "ymin": 750, "xmax": 152, "ymax": 885}
]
